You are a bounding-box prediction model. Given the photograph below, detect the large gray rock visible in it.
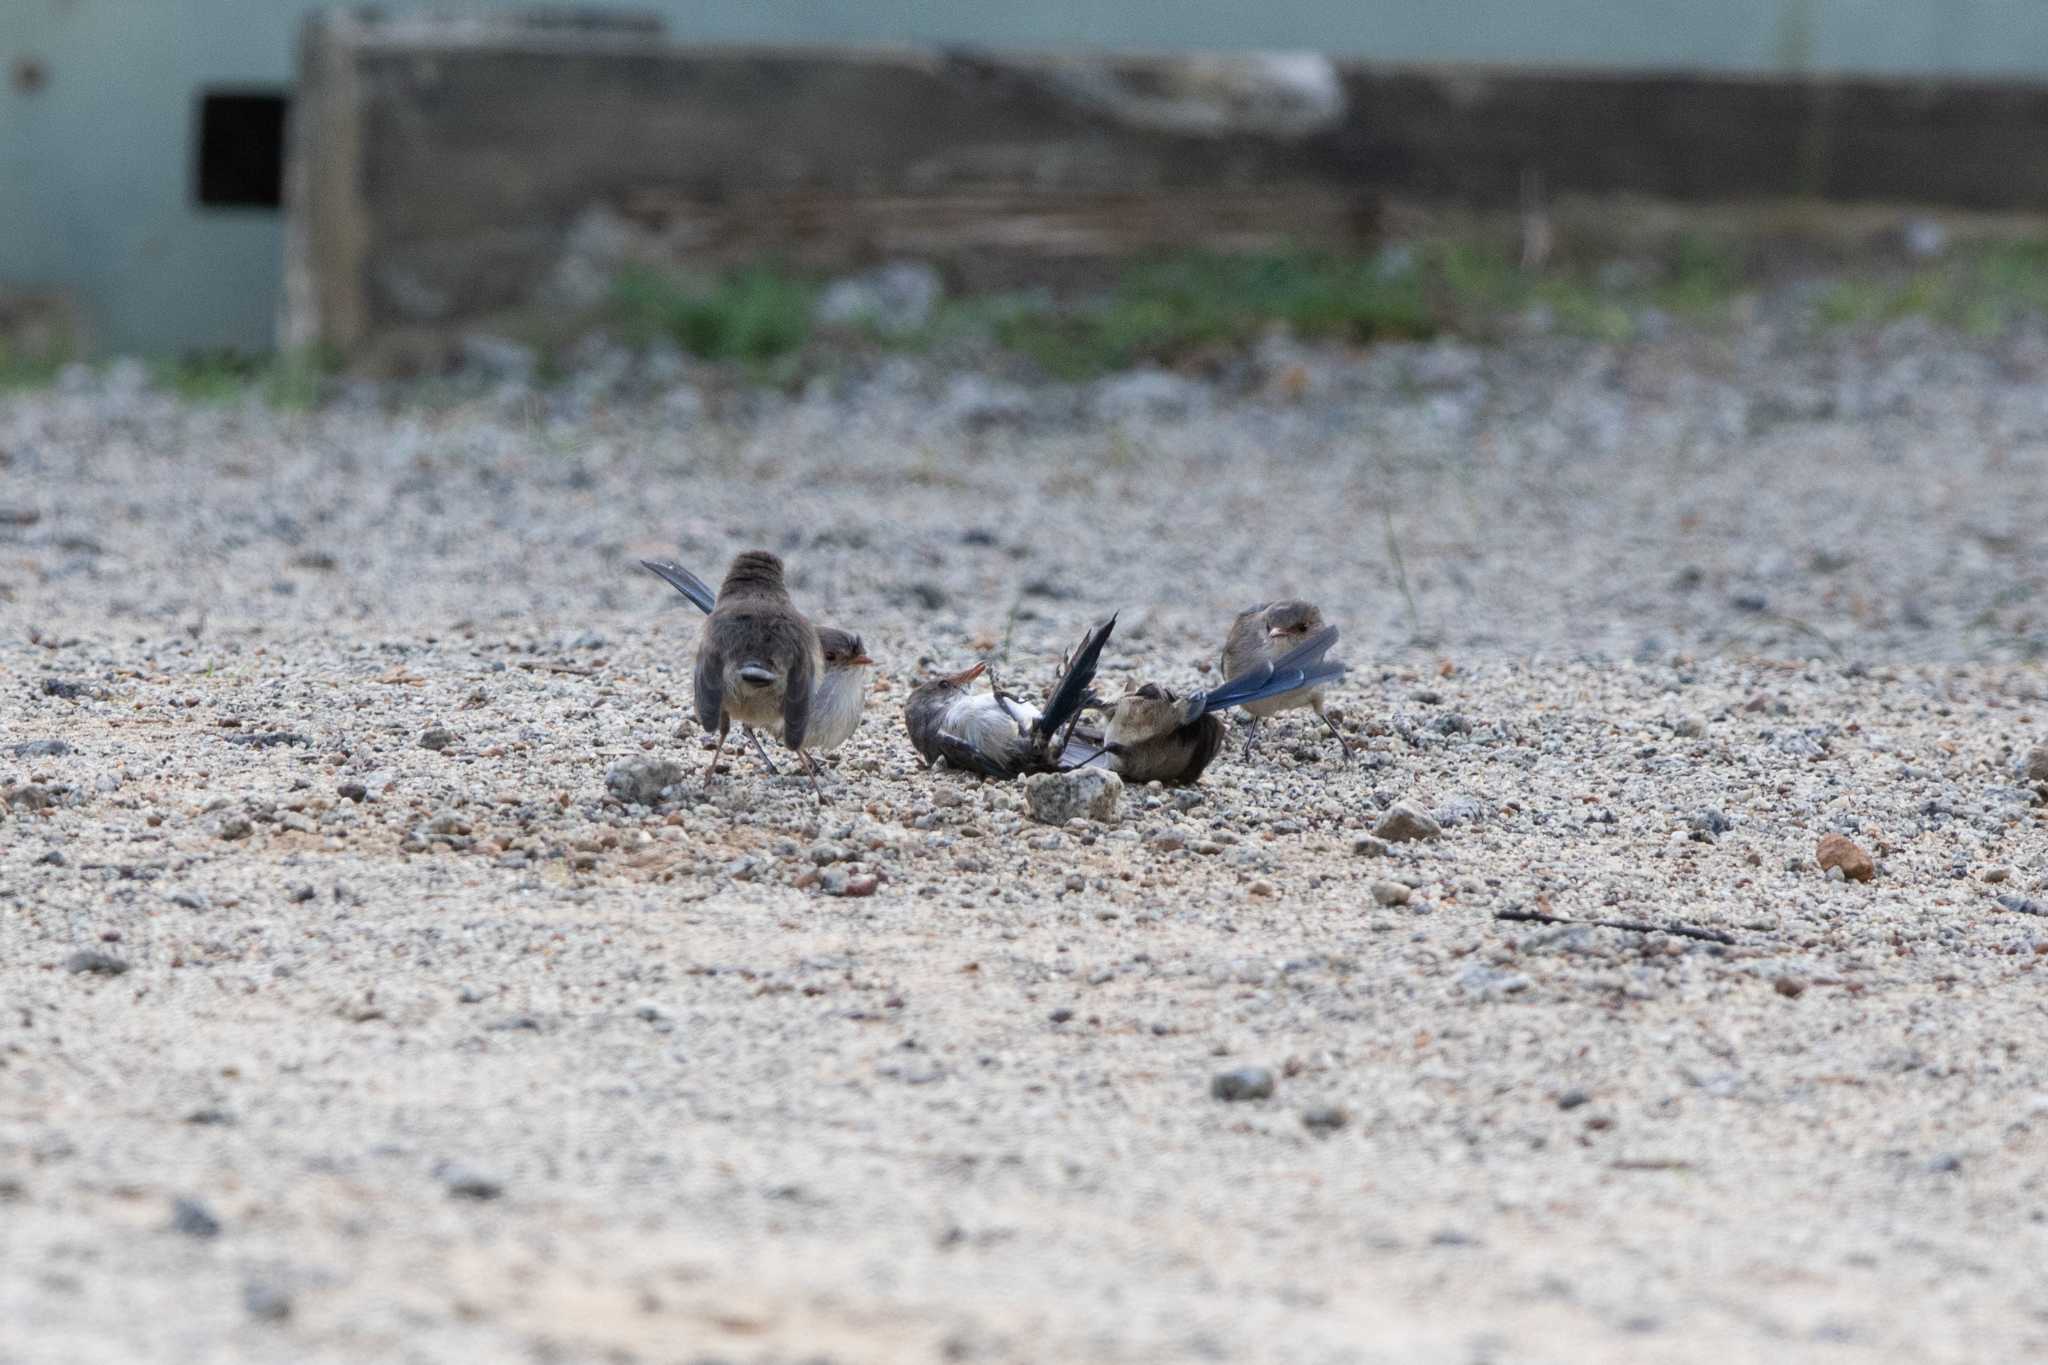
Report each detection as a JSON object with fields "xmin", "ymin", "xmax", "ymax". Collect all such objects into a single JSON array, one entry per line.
[
  {"xmin": 1026, "ymin": 768, "xmax": 1124, "ymax": 825},
  {"xmin": 1373, "ymin": 802, "xmax": 1442, "ymax": 843},
  {"xmin": 606, "ymin": 757, "xmax": 685, "ymax": 805}
]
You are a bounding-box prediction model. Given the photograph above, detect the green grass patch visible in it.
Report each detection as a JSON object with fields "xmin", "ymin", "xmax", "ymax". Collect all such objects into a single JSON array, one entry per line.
[
  {"xmin": 147, "ymin": 348, "xmax": 336, "ymax": 407},
  {"xmin": 990, "ymin": 252, "xmax": 1437, "ymax": 380},
  {"xmin": 1434, "ymin": 233, "xmax": 1743, "ymax": 341},
  {"xmin": 1818, "ymin": 238, "xmax": 2048, "ymax": 335},
  {"xmin": 977, "ymin": 238, "xmax": 1745, "ymax": 377},
  {"xmin": 0, "ymin": 348, "xmax": 65, "ymax": 391},
  {"xmin": 611, "ymin": 264, "xmax": 815, "ymax": 364}
]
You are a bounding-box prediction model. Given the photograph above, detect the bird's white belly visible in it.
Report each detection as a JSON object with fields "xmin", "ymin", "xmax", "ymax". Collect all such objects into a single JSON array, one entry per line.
[
  {"xmin": 944, "ymin": 694, "xmax": 1033, "ymax": 762},
  {"xmin": 805, "ymin": 667, "xmax": 868, "ymax": 752}
]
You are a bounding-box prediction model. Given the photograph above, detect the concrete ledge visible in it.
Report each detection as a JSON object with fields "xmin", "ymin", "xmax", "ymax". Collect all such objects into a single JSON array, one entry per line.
[{"xmin": 281, "ymin": 8, "xmax": 2048, "ymax": 361}]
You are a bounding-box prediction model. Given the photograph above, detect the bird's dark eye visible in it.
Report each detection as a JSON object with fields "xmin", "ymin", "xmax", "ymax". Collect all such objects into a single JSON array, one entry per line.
[{"xmin": 1136, "ymin": 684, "xmax": 1163, "ymax": 700}]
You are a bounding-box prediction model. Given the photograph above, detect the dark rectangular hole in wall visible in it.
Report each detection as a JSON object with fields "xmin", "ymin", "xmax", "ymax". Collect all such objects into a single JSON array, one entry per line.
[{"xmin": 195, "ymin": 89, "xmax": 288, "ymax": 208}]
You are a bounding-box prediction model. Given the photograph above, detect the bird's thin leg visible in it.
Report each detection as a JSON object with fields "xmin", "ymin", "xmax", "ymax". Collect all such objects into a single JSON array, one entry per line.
[
  {"xmin": 704, "ymin": 718, "xmax": 730, "ymax": 791},
  {"xmin": 744, "ymin": 726, "xmax": 781, "ymax": 774},
  {"xmin": 1314, "ymin": 701, "xmax": 1355, "ymax": 761},
  {"xmin": 1240, "ymin": 716, "xmax": 1262, "ymax": 762},
  {"xmin": 797, "ymin": 747, "xmax": 827, "ymax": 805}
]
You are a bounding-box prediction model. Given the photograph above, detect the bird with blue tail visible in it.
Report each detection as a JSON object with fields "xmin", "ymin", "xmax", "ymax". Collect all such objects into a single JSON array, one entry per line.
[{"xmin": 1075, "ymin": 624, "xmax": 1347, "ymax": 785}]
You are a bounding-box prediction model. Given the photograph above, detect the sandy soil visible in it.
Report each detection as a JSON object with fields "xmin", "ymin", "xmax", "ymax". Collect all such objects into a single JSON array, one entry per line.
[{"xmin": 4, "ymin": 324, "xmax": 2048, "ymax": 1364}]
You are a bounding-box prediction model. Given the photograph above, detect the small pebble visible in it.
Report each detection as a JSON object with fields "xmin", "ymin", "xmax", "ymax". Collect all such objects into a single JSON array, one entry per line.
[
  {"xmin": 65, "ymin": 950, "xmax": 129, "ymax": 976},
  {"xmin": 243, "ymin": 1281, "xmax": 292, "ymax": 1322},
  {"xmin": 1369, "ymin": 880, "xmax": 1411, "ymax": 907},
  {"xmin": 437, "ymin": 1163, "xmax": 504, "ymax": 1200},
  {"xmin": 1300, "ymin": 1105, "xmax": 1349, "ymax": 1134},
  {"xmin": 1211, "ymin": 1066, "xmax": 1276, "ymax": 1102},
  {"xmin": 1372, "ymin": 803, "xmax": 1441, "ymax": 843},
  {"xmin": 1816, "ymin": 834, "xmax": 1875, "ymax": 883},
  {"xmin": 170, "ymin": 1197, "xmax": 222, "ymax": 1239}
]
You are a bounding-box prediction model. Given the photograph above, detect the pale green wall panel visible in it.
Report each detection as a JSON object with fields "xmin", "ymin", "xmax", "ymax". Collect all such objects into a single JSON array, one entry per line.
[{"xmin": 6, "ymin": 0, "xmax": 2048, "ymax": 353}]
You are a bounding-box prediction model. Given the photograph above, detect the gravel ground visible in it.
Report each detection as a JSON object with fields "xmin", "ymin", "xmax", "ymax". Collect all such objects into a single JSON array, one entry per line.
[{"xmin": 4, "ymin": 317, "xmax": 2048, "ymax": 1365}]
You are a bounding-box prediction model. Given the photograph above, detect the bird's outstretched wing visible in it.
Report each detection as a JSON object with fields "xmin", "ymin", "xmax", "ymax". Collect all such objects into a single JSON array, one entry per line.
[
  {"xmin": 1034, "ymin": 614, "xmax": 1118, "ymax": 745},
  {"xmin": 693, "ymin": 648, "xmax": 724, "ymax": 732},
  {"xmin": 1192, "ymin": 625, "xmax": 1343, "ymax": 717},
  {"xmin": 931, "ymin": 725, "xmax": 1024, "ymax": 780},
  {"xmin": 781, "ymin": 640, "xmax": 815, "ymax": 752}
]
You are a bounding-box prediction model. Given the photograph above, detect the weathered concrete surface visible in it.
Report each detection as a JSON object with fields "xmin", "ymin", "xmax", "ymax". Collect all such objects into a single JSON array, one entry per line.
[{"xmin": 281, "ymin": 11, "xmax": 2048, "ymax": 365}]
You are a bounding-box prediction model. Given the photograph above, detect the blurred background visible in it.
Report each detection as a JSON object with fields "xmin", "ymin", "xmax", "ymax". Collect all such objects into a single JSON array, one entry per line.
[{"xmin": 9, "ymin": 0, "xmax": 2048, "ymax": 368}]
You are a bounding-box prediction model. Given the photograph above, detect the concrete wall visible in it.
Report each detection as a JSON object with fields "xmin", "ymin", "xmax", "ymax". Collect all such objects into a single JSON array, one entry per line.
[{"xmin": 10, "ymin": 0, "xmax": 2048, "ymax": 354}]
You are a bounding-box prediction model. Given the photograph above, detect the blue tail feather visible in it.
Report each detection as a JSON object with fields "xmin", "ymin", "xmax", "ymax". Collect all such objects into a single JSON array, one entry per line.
[
  {"xmin": 1192, "ymin": 625, "xmax": 1344, "ymax": 717},
  {"xmin": 641, "ymin": 559, "xmax": 718, "ymax": 614}
]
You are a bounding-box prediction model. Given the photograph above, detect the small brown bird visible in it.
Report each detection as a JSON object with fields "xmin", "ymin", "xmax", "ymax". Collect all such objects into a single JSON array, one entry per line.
[
  {"xmin": 690, "ymin": 550, "xmax": 823, "ymax": 798},
  {"xmin": 1221, "ymin": 600, "xmax": 1353, "ymax": 759},
  {"xmin": 642, "ymin": 559, "xmax": 872, "ymax": 773},
  {"xmin": 1086, "ymin": 623, "xmax": 1345, "ymax": 784}
]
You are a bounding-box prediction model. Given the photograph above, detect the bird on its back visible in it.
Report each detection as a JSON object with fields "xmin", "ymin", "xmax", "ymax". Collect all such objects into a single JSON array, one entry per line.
[
  {"xmin": 1221, "ymin": 599, "xmax": 1353, "ymax": 759},
  {"xmin": 903, "ymin": 616, "xmax": 1116, "ymax": 780},
  {"xmin": 687, "ymin": 550, "xmax": 824, "ymax": 799}
]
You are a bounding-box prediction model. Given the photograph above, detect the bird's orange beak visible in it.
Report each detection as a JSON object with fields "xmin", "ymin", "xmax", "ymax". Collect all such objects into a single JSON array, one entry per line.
[
  {"xmin": 850, "ymin": 654, "xmax": 876, "ymax": 667},
  {"xmin": 943, "ymin": 661, "xmax": 987, "ymax": 686}
]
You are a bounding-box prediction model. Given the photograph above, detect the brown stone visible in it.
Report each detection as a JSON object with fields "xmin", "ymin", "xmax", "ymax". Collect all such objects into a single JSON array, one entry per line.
[{"xmin": 1816, "ymin": 833, "xmax": 1875, "ymax": 883}]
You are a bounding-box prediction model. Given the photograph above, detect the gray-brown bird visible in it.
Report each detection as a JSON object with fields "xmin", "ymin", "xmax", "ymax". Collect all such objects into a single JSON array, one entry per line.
[
  {"xmin": 642, "ymin": 559, "xmax": 872, "ymax": 773},
  {"xmin": 1221, "ymin": 600, "xmax": 1353, "ymax": 759},
  {"xmin": 1083, "ymin": 623, "xmax": 1345, "ymax": 784},
  {"xmin": 686, "ymin": 550, "xmax": 823, "ymax": 798}
]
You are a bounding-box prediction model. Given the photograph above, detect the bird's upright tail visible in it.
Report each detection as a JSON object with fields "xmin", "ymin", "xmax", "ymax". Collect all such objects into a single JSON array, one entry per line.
[
  {"xmin": 1192, "ymin": 624, "xmax": 1344, "ymax": 717},
  {"xmin": 640, "ymin": 559, "xmax": 718, "ymax": 614},
  {"xmin": 1033, "ymin": 614, "xmax": 1118, "ymax": 747}
]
